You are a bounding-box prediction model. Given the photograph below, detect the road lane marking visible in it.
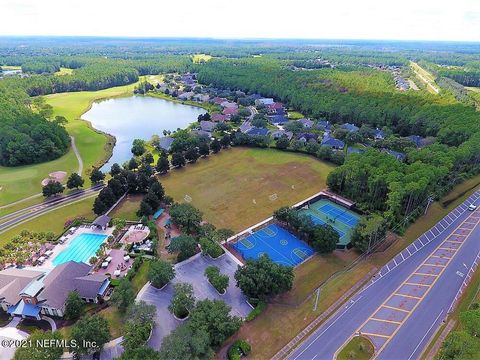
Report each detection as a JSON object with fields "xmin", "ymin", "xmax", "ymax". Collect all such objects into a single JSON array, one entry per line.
[
  {"xmin": 394, "ymin": 293, "xmax": 422, "ymax": 300},
  {"xmin": 407, "ymin": 310, "xmax": 444, "ymax": 360},
  {"xmin": 382, "ymin": 305, "xmax": 409, "ymax": 313},
  {"xmin": 370, "ymin": 318, "xmax": 402, "ymax": 325},
  {"xmin": 360, "ymin": 332, "xmax": 390, "ymax": 339}
]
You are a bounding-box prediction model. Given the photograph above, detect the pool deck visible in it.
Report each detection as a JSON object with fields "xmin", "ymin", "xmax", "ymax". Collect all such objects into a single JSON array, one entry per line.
[{"xmin": 42, "ymin": 226, "xmax": 114, "ymax": 269}]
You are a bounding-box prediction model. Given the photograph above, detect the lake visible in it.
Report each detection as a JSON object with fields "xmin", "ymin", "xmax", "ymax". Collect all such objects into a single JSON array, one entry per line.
[{"xmin": 82, "ymin": 95, "xmax": 206, "ymax": 171}]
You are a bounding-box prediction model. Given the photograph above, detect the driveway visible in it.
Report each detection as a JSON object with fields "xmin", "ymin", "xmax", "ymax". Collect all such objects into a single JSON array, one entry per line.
[
  {"xmin": 0, "ymin": 317, "xmax": 28, "ymax": 360},
  {"xmin": 138, "ymin": 252, "xmax": 251, "ymax": 350}
]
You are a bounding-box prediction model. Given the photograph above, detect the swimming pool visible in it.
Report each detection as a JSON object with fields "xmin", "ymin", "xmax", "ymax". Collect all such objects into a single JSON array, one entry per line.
[{"xmin": 52, "ymin": 233, "xmax": 108, "ymax": 266}]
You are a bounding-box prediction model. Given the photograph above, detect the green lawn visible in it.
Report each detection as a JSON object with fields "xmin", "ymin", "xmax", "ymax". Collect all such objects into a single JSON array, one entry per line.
[
  {"xmin": 54, "ymin": 67, "xmax": 74, "ymax": 76},
  {"xmin": 109, "ymin": 194, "xmax": 143, "ymax": 221},
  {"xmin": 0, "ymin": 196, "xmax": 96, "ymax": 247},
  {"xmin": 160, "ymin": 147, "xmax": 335, "ymax": 231},
  {"xmin": 337, "ymin": 336, "xmax": 374, "ymax": 360}
]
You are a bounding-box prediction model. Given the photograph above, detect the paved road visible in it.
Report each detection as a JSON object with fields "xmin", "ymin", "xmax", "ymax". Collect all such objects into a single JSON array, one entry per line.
[
  {"xmin": 288, "ymin": 191, "xmax": 480, "ymax": 360},
  {"xmin": 0, "ymin": 184, "xmax": 104, "ymax": 234}
]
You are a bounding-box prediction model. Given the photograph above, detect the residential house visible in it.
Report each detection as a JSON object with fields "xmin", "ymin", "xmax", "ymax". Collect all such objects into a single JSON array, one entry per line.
[
  {"xmin": 266, "ymin": 102, "xmax": 284, "ymax": 114},
  {"xmin": 374, "ymin": 128, "xmax": 385, "ymax": 140},
  {"xmin": 347, "ymin": 147, "xmax": 365, "ymax": 155},
  {"xmin": 192, "ymin": 94, "xmax": 210, "ymax": 102},
  {"xmin": 200, "ymin": 120, "xmax": 215, "ymax": 132},
  {"xmin": 240, "ymin": 122, "xmax": 253, "ymax": 133},
  {"xmin": 178, "ymin": 91, "xmax": 195, "ymax": 101},
  {"xmin": 246, "ymin": 127, "xmax": 269, "ymax": 137},
  {"xmin": 255, "ymin": 98, "xmax": 274, "ymax": 106},
  {"xmin": 3, "ymin": 262, "xmax": 109, "ymax": 319},
  {"xmin": 211, "ymin": 113, "xmax": 228, "ymax": 122},
  {"xmin": 191, "ymin": 130, "xmax": 212, "ymax": 139},
  {"xmin": 270, "ymin": 130, "xmax": 293, "ymax": 140},
  {"xmin": 321, "ymin": 135, "xmax": 345, "ymax": 149},
  {"xmin": 342, "ymin": 123, "xmax": 359, "ymax": 133},
  {"xmin": 406, "ymin": 135, "xmax": 434, "ymax": 148},
  {"xmin": 269, "ymin": 115, "xmax": 288, "ymax": 125},
  {"xmin": 221, "ymin": 101, "xmax": 238, "ymax": 109},
  {"xmin": 0, "ymin": 268, "xmax": 44, "ymax": 312},
  {"xmin": 158, "ymin": 137, "xmax": 174, "ymax": 152},
  {"xmin": 211, "ymin": 97, "xmax": 228, "ymax": 105},
  {"xmin": 381, "ymin": 148, "xmax": 406, "ymax": 161},
  {"xmin": 222, "ymin": 107, "xmax": 239, "ymax": 117},
  {"xmin": 297, "ymin": 133, "xmax": 319, "ymax": 143},
  {"xmin": 298, "ymin": 118, "xmax": 314, "ymax": 128},
  {"xmin": 316, "ymin": 120, "xmax": 332, "ymax": 131}
]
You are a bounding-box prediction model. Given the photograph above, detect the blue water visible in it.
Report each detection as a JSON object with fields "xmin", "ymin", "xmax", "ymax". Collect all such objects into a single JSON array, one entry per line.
[
  {"xmin": 233, "ymin": 224, "xmax": 314, "ymax": 267},
  {"xmin": 52, "ymin": 233, "xmax": 108, "ymax": 266}
]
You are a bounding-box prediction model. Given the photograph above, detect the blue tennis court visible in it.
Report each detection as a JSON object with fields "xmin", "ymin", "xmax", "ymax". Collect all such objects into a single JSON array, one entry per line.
[
  {"xmin": 232, "ymin": 224, "xmax": 314, "ymax": 267},
  {"xmin": 53, "ymin": 233, "xmax": 107, "ymax": 266}
]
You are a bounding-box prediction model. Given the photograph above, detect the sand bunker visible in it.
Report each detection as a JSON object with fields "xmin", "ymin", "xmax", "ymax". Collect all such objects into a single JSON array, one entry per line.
[{"xmin": 41, "ymin": 171, "xmax": 67, "ymax": 186}]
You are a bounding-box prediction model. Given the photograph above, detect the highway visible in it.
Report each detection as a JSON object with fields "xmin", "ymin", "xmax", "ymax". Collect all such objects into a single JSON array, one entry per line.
[
  {"xmin": 0, "ymin": 184, "xmax": 104, "ymax": 234},
  {"xmin": 287, "ymin": 191, "xmax": 480, "ymax": 360}
]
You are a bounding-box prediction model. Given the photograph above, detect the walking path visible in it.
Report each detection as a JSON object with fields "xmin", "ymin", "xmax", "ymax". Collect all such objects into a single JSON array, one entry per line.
[
  {"xmin": 71, "ymin": 136, "xmax": 83, "ymax": 176},
  {"xmin": 41, "ymin": 315, "xmax": 57, "ymax": 331}
]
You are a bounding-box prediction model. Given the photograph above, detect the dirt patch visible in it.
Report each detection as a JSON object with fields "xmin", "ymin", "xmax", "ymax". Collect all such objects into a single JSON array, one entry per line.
[{"xmin": 41, "ymin": 171, "xmax": 67, "ymax": 186}]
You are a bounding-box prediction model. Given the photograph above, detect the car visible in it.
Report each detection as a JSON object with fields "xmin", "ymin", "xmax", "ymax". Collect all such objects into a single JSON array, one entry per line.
[{"xmin": 468, "ymin": 204, "xmax": 477, "ymax": 211}]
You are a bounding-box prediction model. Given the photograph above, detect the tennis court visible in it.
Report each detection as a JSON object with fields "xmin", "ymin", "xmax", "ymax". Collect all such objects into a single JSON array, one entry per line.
[
  {"xmin": 232, "ymin": 224, "xmax": 314, "ymax": 267},
  {"xmin": 300, "ymin": 199, "xmax": 360, "ymax": 248}
]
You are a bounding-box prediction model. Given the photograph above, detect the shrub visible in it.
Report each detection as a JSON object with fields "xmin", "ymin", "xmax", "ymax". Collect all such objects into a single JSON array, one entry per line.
[
  {"xmin": 204, "ymin": 266, "xmax": 229, "ymax": 294},
  {"xmin": 246, "ymin": 301, "xmax": 266, "ymax": 321},
  {"xmin": 228, "ymin": 339, "xmax": 251, "ymax": 360}
]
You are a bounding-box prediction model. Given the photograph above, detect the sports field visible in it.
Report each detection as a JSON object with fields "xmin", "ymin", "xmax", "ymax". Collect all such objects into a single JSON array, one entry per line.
[
  {"xmin": 233, "ymin": 224, "xmax": 314, "ymax": 266},
  {"xmin": 160, "ymin": 147, "xmax": 334, "ymax": 231},
  {"xmin": 300, "ymin": 199, "xmax": 360, "ymax": 247}
]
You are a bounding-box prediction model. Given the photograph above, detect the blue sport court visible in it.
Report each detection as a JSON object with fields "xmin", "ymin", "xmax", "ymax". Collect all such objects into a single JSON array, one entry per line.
[
  {"xmin": 232, "ymin": 224, "xmax": 314, "ymax": 267},
  {"xmin": 300, "ymin": 199, "xmax": 360, "ymax": 248},
  {"xmin": 53, "ymin": 233, "xmax": 108, "ymax": 266}
]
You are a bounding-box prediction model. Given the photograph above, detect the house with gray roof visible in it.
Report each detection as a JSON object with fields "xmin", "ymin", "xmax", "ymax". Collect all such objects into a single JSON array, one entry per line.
[
  {"xmin": 158, "ymin": 137, "xmax": 174, "ymax": 152},
  {"xmin": 298, "ymin": 118, "xmax": 314, "ymax": 128},
  {"xmin": 342, "ymin": 123, "xmax": 359, "ymax": 133},
  {"xmin": 381, "ymin": 148, "xmax": 406, "ymax": 161},
  {"xmin": 321, "ymin": 134, "xmax": 345, "ymax": 149},
  {"xmin": 200, "ymin": 120, "xmax": 215, "ymax": 132},
  {"xmin": 255, "ymin": 98, "xmax": 274, "ymax": 106},
  {"xmin": 0, "ymin": 268, "xmax": 44, "ymax": 312},
  {"xmin": 270, "ymin": 129, "xmax": 293, "ymax": 140},
  {"xmin": 3, "ymin": 261, "xmax": 109, "ymax": 319}
]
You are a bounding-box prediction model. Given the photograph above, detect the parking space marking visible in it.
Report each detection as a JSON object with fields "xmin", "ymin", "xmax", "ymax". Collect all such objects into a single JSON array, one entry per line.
[{"xmin": 348, "ymin": 209, "xmax": 480, "ymax": 356}]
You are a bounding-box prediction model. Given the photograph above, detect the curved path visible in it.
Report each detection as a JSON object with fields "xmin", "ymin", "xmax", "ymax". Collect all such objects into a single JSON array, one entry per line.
[{"xmin": 70, "ymin": 135, "xmax": 83, "ymax": 176}]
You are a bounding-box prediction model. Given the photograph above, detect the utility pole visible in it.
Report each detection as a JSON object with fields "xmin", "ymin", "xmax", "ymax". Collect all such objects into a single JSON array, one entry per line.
[{"xmin": 424, "ymin": 195, "xmax": 434, "ymax": 215}]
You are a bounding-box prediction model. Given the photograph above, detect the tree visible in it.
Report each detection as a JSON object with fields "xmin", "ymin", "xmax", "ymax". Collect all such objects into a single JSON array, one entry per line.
[
  {"xmin": 169, "ymin": 282, "xmax": 195, "ymax": 318},
  {"xmin": 142, "ymin": 152, "xmax": 154, "ymax": 164},
  {"xmin": 234, "ymin": 254, "xmax": 294, "ymax": 300},
  {"xmin": 438, "ymin": 331, "xmax": 480, "ymax": 360},
  {"xmin": 276, "ymin": 136, "xmax": 290, "ymax": 150},
  {"xmin": 126, "ymin": 301, "xmax": 156, "ymax": 325},
  {"xmin": 311, "ymin": 224, "xmax": 339, "ymax": 253},
  {"xmin": 204, "ymin": 266, "xmax": 229, "ymax": 293},
  {"xmin": 169, "ymin": 203, "xmax": 203, "ymax": 234},
  {"xmin": 185, "ymin": 147, "xmax": 200, "ymax": 163},
  {"xmin": 93, "ymin": 197, "xmax": 108, "ymax": 215},
  {"xmin": 66, "ymin": 172, "xmax": 84, "ymax": 190},
  {"xmin": 128, "ymin": 157, "xmax": 139, "ymax": 170},
  {"xmin": 42, "ymin": 181, "xmax": 64, "ymax": 197},
  {"xmin": 90, "ymin": 168, "xmax": 105, "ymax": 184},
  {"xmin": 118, "ymin": 346, "xmax": 160, "ymax": 360},
  {"xmin": 210, "ymin": 139, "xmax": 221, "ymax": 153},
  {"xmin": 199, "ymin": 142, "xmax": 210, "ymax": 157},
  {"xmin": 64, "ymin": 290, "xmax": 84, "ymax": 320},
  {"xmin": 131, "ymin": 139, "xmax": 146, "ymax": 156},
  {"xmin": 137, "ymin": 199, "xmax": 154, "ymax": 217},
  {"xmin": 14, "ymin": 330, "xmax": 64, "ymax": 360},
  {"xmin": 110, "ymin": 163, "xmax": 122, "ymax": 176},
  {"xmin": 159, "ymin": 324, "xmax": 213, "ymax": 360},
  {"xmin": 171, "ymin": 152, "xmax": 186, "ymax": 168},
  {"xmin": 167, "ymin": 234, "xmax": 198, "ymax": 261},
  {"xmin": 148, "ymin": 259, "xmax": 175, "ymax": 288},
  {"xmin": 156, "ymin": 154, "xmax": 170, "ymax": 174},
  {"xmin": 350, "ymin": 214, "xmax": 388, "ymax": 253},
  {"xmin": 220, "ymin": 135, "xmax": 231, "ymax": 148},
  {"xmin": 70, "ymin": 315, "xmax": 110, "ymax": 356},
  {"xmin": 189, "ymin": 299, "xmax": 241, "ymax": 347},
  {"xmin": 122, "ymin": 321, "xmax": 152, "ymax": 352},
  {"xmin": 111, "ymin": 278, "xmax": 135, "ymax": 313},
  {"xmin": 459, "ymin": 309, "xmax": 480, "ymax": 337}
]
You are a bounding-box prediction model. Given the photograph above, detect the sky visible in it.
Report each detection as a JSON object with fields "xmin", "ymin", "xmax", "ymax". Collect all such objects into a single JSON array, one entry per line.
[{"xmin": 1, "ymin": 0, "xmax": 479, "ymax": 41}]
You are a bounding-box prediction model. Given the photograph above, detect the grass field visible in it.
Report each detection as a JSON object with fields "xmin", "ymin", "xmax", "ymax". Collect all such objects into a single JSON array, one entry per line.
[
  {"xmin": 287, "ymin": 111, "xmax": 305, "ymax": 120},
  {"xmin": 337, "ymin": 336, "xmax": 374, "ymax": 360},
  {"xmin": 410, "ymin": 62, "xmax": 440, "ymax": 94},
  {"xmin": 109, "ymin": 194, "xmax": 143, "ymax": 220},
  {"xmin": 159, "ymin": 147, "xmax": 334, "ymax": 231},
  {"xmin": 0, "ymin": 196, "xmax": 96, "ymax": 247},
  {"xmin": 192, "ymin": 54, "xmax": 212, "ymax": 63}
]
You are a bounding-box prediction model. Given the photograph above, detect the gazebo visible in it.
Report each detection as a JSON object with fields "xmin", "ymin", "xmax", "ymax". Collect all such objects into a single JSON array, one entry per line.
[{"xmin": 92, "ymin": 215, "xmax": 111, "ymax": 230}]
